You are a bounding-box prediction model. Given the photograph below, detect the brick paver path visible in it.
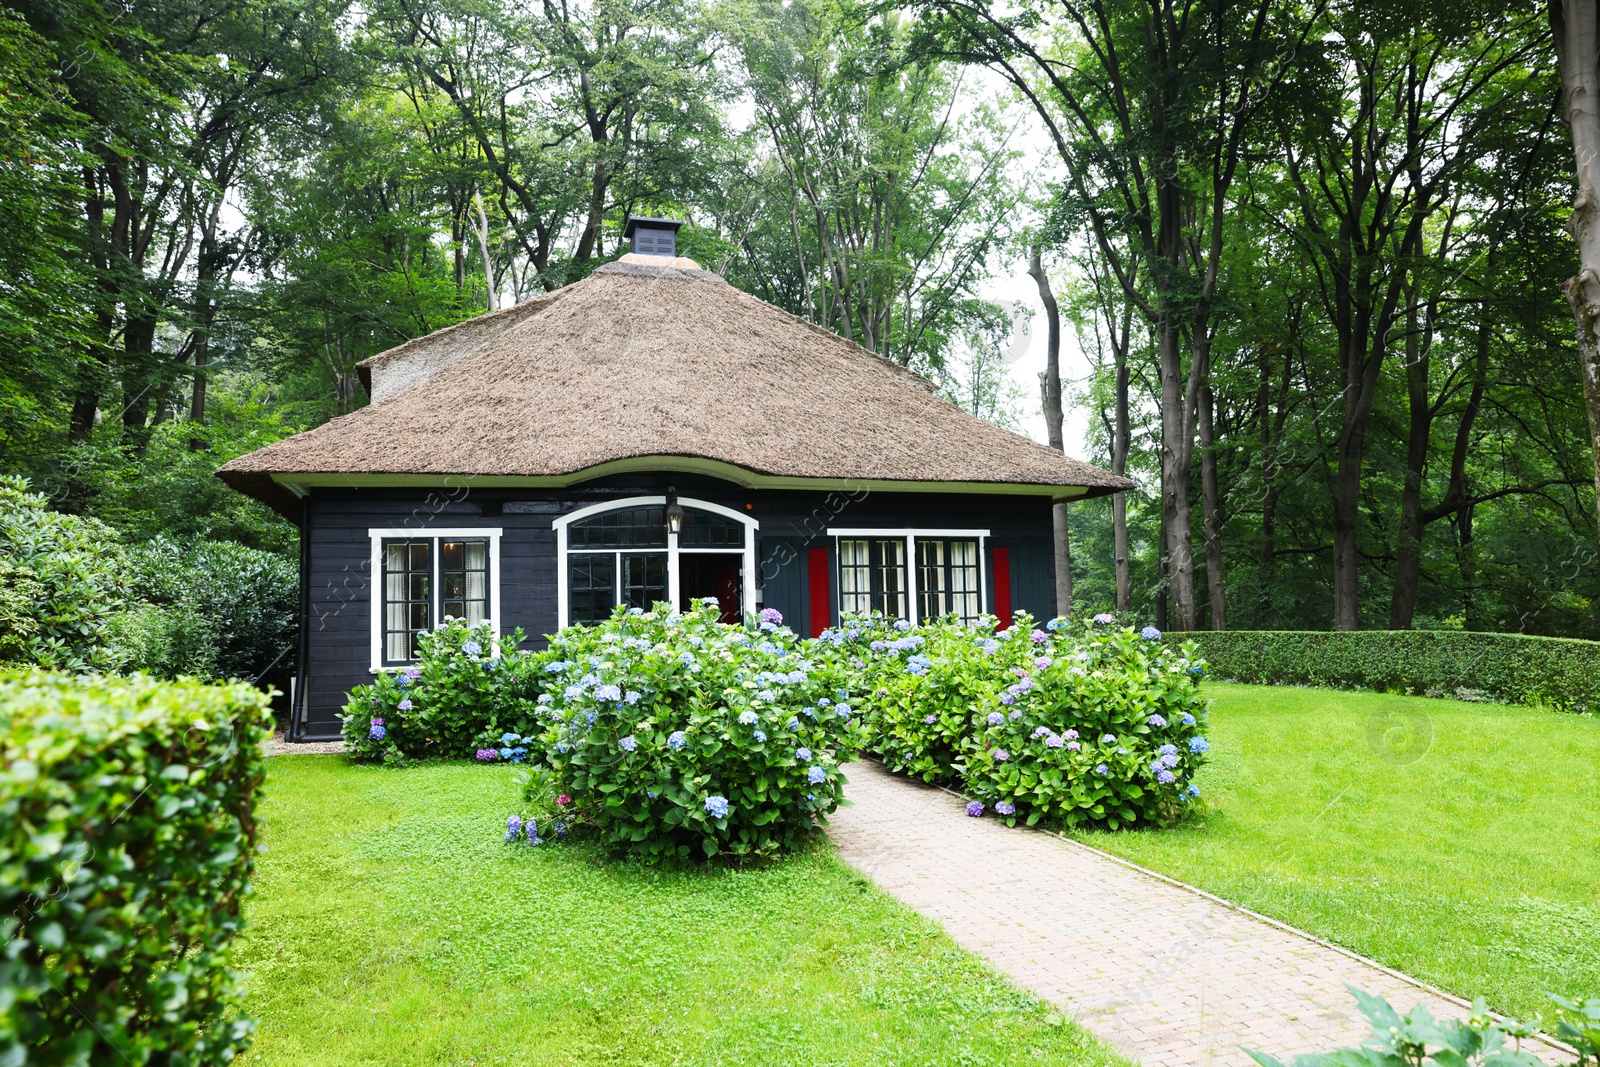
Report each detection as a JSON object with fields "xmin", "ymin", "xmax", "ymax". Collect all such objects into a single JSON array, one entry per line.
[{"xmin": 829, "ymin": 760, "xmax": 1568, "ymax": 1067}]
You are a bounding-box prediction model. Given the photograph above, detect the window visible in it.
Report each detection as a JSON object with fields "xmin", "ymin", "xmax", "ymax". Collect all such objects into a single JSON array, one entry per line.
[
  {"xmin": 919, "ymin": 538, "xmax": 981, "ymax": 623},
  {"xmin": 838, "ymin": 538, "xmax": 907, "ymax": 618},
  {"xmin": 555, "ymin": 497, "xmax": 758, "ymax": 627},
  {"xmin": 828, "ymin": 527, "xmax": 990, "ymax": 625},
  {"xmin": 369, "ymin": 528, "xmax": 502, "ymax": 668}
]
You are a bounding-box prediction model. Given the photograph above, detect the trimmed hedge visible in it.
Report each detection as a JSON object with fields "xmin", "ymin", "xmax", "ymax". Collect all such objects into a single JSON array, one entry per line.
[
  {"xmin": 1172, "ymin": 630, "xmax": 1600, "ymax": 712},
  {"xmin": 0, "ymin": 672, "xmax": 274, "ymax": 1065}
]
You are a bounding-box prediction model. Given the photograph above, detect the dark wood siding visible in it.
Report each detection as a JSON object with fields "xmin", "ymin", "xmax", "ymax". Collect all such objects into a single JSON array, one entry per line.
[{"xmin": 295, "ymin": 479, "xmax": 1057, "ymax": 739}]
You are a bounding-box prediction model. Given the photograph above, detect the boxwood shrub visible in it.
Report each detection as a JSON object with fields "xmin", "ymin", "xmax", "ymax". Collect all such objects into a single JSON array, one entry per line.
[
  {"xmin": 528, "ymin": 601, "xmax": 865, "ymax": 860},
  {"xmin": 0, "ymin": 671, "xmax": 274, "ymax": 1065},
  {"xmin": 1175, "ymin": 629, "xmax": 1600, "ymax": 712}
]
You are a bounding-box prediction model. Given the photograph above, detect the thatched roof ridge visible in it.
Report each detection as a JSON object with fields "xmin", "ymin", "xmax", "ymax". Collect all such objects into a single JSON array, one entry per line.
[{"xmin": 220, "ymin": 260, "xmax": 1134, "ymax": 515}]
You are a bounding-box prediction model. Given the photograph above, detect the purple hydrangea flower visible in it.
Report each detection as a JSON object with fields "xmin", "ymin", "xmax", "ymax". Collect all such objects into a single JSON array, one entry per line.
[
  {"xmin": 1157, "ymin": 768, "xmax": 1177, "ymax": 784},
  {"xmin": 1064, "ymin": 729, "xmax": 1079, "ymax": 740},
  {"xmin": 1000, "ymin": 693, "xmax": 1016, "ymax": 706},
  {"xmin": 1066, "ymin": 740, "xmax": 1080, "ymax": 751},
  {"xmin": 966, "ymin": 801, "xmax": 985, "ymax": 817},
  {"xmin": 1035, "ymin": 656, "xmax": 1053, "ymax": 669},
  {"xmin": 924, "ymin": 714, "xmax": 937, "ymax": 724},
  {"xmin": 405, "ymin": 667, "xmax": 422, "ymax": 680},
  {"xmin": 759, "ymin": 607, "xmax": 784, "ymax": 627},
  {"xmin": 993, "ymin": 749, "xmax": 1009, "ymax": 762},
  {"xmin": 1147, "ymin": 714, "xmax": 1167, "ymax": 728},
  {"xmin": 1008, "ymin": 709, "xmax": 1022, "ymax": 720},
  {"xmin": 986, "ymin": 712, "xmax": 1005, "ymax": 726},
  {"xmin": 1031, "ymin": 630, "xmax": 1047, "ymax": 644},
  {"xmin": 505, "ymin": 814, "xmax": 522, "ymax": 842},
  {"xmin": 995, "ymin": 800, "xmax": 1016, "ymax": 816},
  {"xmin": 1045, "ymin": 734, "xmax": 1064, "ymax": 749},
  {"xmin": 1093, "ymin": 613, "xmax": 1116, "ymax": 625},
  {"xmin": 397, "ymin": 699, "xmax": 413, "ymax": 711},
  {"xmin": 1032, "ymin": 726, "xmax": 1050, "ymax": 738},
  {"xmin": 1159, "ymin": 743, "xmax": 1178, "ymax": 756},
  {"xmin": 705, "ymin": 795, "xmax": 730, "ymax": 818},
  {"xmin": 476, "ymin": 748, "xmax": 498, "ymax": 761},
  {"xmin": 624, "ymin": 690, "xmax": 642, "ymax": 705}
]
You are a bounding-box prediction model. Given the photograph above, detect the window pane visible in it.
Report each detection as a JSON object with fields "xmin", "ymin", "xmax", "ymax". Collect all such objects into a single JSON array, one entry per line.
[
  {"xmin": 441, "ymin": 539, "xmax": 489, "ymax": 624},
  {"xmin": 570, "ymin": 507, "xmax": 667, "ymax": 548},
  {"xmin": 622, "ymin": 552, "xmax": 668, "ymax": 611},
  {"xmin": 918, "ymin": 538, "xmax": 980, "ymax": 624},
  {"xmin": 839, "ymin": 540, "xmax": 871, "ymax": 616},
  {"xmin": 569, "ymin": 553, "xmax": 616, "ymax": 625},
  {"xmin": 382, "ymin": 539, "xmax": 431, "ymax": 663},
  {"xmin": 679, "ymin": 508, "xmax": 745, "ymax": 548},
  {"xmin": 872, "ymin": 539, "xmax": 907, "ymax": 620}
]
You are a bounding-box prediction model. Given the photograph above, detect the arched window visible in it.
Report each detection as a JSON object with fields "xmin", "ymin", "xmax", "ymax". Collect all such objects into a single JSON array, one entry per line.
[{"xmin": 554, "ymin": 497, "xmax": 757, "ymax": 626}]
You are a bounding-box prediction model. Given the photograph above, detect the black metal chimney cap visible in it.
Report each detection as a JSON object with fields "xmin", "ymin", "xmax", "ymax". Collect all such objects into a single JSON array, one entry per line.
[{"xmin": 623, "ymin": 215, "xmax": 685, "ymax": 239}]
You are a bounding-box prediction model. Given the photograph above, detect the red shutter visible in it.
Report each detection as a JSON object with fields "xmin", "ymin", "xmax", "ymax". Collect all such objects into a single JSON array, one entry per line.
[
  {"xmin": 993, "ymin": 547, "xmax": 1012, "ymax": 630},
  {"xmin": 808, "ymin": 547, "xmax": 831, "ymax": 637}
]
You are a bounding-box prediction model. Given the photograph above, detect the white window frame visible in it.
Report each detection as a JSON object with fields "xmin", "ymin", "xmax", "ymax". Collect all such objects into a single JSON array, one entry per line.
[
  {"xmin": 369, "ymin": 527, "xmax": 503, "ymax": 671},
  {"xmin": 825, "ymin": 527, "xmax": 991, "ymax": 624},
  {"xmin": 554, "ymin": 496, "xmax": 759, "ymax": 626}
]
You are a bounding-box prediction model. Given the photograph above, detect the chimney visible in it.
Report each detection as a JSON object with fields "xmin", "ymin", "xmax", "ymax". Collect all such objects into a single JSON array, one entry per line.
[{"xmin": 623, "ymin": 215, "xmax": 683, "ymax": 258}]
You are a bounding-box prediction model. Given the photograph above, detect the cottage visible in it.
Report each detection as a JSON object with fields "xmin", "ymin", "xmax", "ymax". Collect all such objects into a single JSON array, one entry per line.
[{"xmin": 219, "ymin": 220, "xmax": 1133, "ymax": 740}]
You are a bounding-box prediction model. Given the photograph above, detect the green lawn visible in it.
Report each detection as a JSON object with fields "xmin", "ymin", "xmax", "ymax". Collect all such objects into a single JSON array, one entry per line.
[
  {"xmin": 1072, "ymin": 683, "xmax": 1600, "ymax": 1020},
  {"xmin": 238, "ymin": 758, "xmax": 1125, "ymax": 1067}
]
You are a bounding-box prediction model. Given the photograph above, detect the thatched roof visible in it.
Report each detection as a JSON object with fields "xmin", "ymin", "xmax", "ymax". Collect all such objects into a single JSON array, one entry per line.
[{"xmin": 218, "ymin": 260, "xmax": 1134, "ymax": 517}]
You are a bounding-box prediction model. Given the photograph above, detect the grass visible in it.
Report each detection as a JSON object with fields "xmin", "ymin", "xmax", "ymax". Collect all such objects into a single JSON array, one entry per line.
[
  {"xmin": 1071, "ymin": 683, "xmax": 1600, "ymax": 1021},
  {"xmin": 237, "ymin": 757, "xmax": 1126, "ymax": 1067}
]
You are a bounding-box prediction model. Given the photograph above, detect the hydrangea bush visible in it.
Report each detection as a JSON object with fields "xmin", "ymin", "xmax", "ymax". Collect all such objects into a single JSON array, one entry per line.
[
  {"xmin": 815, "ymin": 613, "xmax": 1035, "ymax": 784},
  {"xmin": 530, "ymin": 601, "xmax": 865, "ymax": 859},
  {"xmin": 341, "ymin": 619, "xmax": 539, "ymax": 762},
  {"xmin": 962, "ymin": 617, "xmax": 1209, "ymax": 829}
]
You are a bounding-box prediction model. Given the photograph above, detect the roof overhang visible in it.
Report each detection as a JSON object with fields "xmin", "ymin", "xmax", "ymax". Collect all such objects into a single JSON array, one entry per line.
[{"xmin": 228, "ymin": 454, "xmax": 1125, "ymax": 511}]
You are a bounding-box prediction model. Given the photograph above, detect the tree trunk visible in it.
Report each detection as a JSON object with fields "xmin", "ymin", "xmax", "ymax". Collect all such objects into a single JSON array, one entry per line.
[
  {"xmin": 1028, "ymin": 246, "xmax": 1072, "ymax": 618},
  {"xmin": 1159, "ymin": 322, "xmax": 1198, "ymax": 630},
  {"xmin": 1113, "ymin": 353, "xmax": 1132, "ymax": 612},
  {"xmin": 1390, "ymin": 300, "xmax": 1429, "ymax": 629},
  {"xmin": 1199, "ymin": 373, "xmax": 1227, "ymax": 629},
  {"xmin": 188, "ymin": 227, "xmax": 224, "ymax": 451},
  {"xmin": 1551, "ymin": 0, "xmax": 1600, "ymax": 550},
  {"xmin": 474, "ymin": 184, "xmax": 499, "ymax": 311}
]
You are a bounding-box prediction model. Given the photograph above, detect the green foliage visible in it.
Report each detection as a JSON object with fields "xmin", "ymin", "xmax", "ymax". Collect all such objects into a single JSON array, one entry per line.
[
  {"xmin": 0, "ymin": 476, "xmax": 127, "ymax": 671},
  {"xmin": 1174, "ymin": 630, "xmax": 1600, "ymax": 713},
  {"xmin": 0, "ymin": 670, "xmax": 273, "ymax": 1065},
  {"xmin": 533, "ymin": 602, "xmax": 865, "ymax": 860},
  {"xmin": 104, "ymin": 602, "xmax": 221, "ymax": 680},
  {"xmin": 123, "ymin": 536, "xmax": 298, "ymax": 681},
  {"xmin": 341, "ymin": 619, "xmax": 539, "ymax": 762},
  {"xmin": 1245, "ymin": 988, "xmax": 1595, "ymax": 1067}
]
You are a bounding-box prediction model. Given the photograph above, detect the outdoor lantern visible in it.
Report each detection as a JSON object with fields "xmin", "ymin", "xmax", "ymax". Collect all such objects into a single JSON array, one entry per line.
[{"xmin": 665, "ymin": 487, "xmax": 684, "ymax": 535}]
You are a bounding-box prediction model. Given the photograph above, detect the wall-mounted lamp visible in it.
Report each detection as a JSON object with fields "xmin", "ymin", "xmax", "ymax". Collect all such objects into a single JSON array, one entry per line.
[{"xmin": 665, "ymin": 486, "xmax": 684, "ymax": 536}]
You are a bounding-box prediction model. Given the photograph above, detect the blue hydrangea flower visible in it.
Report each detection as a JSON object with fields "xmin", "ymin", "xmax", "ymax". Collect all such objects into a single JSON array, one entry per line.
[
  {"xmin": 1101, "ymin": 733, "xmax": 1117, "ymax": 744},
  {"xmin": 618, "ymin": 735, "xmax": 637, "ymax": 753},
  {"xmin": 705, "ymin": 795, "xmax": 730, "ymax": 818},
  {"xmin": 525, "ymin": 819, "xmax": 541, "ymax": 845},
  {"xmin": 893, "ymin": 618, "xmax": 912, "ymax": 631},
  {"xmin": 625, "ymin": 690, "xmax": 642, "ymax": 704},
  {"xmin": 595, "ymin": 684, "xmax": 623, "ymax": 702},
  {"xmin": 981, "ymin": 639, "xmax": 999, "ymax": 653},
  {"xmin": 739, "ymin": 709, "xmax": 759, "ymax": 726},
  {"xmin": 369, "ymin": 723, "xmax": 386, "ymax": 740},
  {"xmin": 537, "ymin": 693, "xmax": 553, "ymax": 705},
  {"xmin": 1147, "ymin": 714, "xmax": 1167, "ymax": 728},
  {"xmin": 505, "ymin": 814, "xmax": 522, "ymax": 842},
  {"xmin": 999, "ymin": 693, "xmax": 1016, "ymax": 706},
  {"xmin": 986, "ymin": 711, "xmax": 1005, "ymax": 726},
  {"xmin": 1189, "ymin": 737, "xmax": 1210, "ymax": 754},
  {"xmin": 463, "ymin": 641, "xmax": 482, "ymax": 656},
  {"xmin": 796, "ymin": 747, "xmax": 812, "ymax": 761},
  {"xmin": 1159, "ymin": 753, "xmax": 1179, "ymax": 769},
  {"xmin": 818, "ymin": 697, "xmax": 831, "ymax": 706},
  {"xmin": 1009, "ymin": 709, "xmax": 1023, "ymax": 720},
  {"xmin": 1182, "ymin": 713, "xmax": 1197, "ymax": 726},
  {"xmin": 757, "ymin": 689, "xmax": 777, "ymax": 702},
  {"xmin": 1186, "ymin": 784, "xmax": 1200, "ymax": 798},
  {"xmin": 753, "ymin": 729, "xmax": 767, "ymax": 742},
  {"xmin": 1141, "ymin": 626, "xmax": 1163, "ymax": 640},
  {"xmin": 906, "ymin": 654, "xmax": 932, "ymax": 675},
  {"xmin": 667, "ymin": 730, "xmax": 687, "ymax": 750},
  {"xmin": 807, "ymin": 765, "xmax": 827, "ymax": 784},
  {"xmin": 679, "ymin": 651, "xmax": 696, "ymax": 666},
  {"xmin": 1156, "ymin": 768, "xmax": 1176, "ymax": 784},
  {"xmin": 787, "ymin": 717, "xmax": 800, "ymax": 731},
  {"xmin": 966, "ymin": 801, "xmax": 984, "ymax": 817},
  {"xmin": 563, "ymin": 685, "xmax": 581, "ymax": 700},
  {"xmin": 1158, "ymin": 743, "xmax": 1177, "ymax": 756},
  {"xmin": 1094, "ymin": 763, "xmax": 1109, "ymax": 776},
  {"xmin": 837, "ymin": 704, "xmax": 853, "ymax": 718},
  {"xmin": 924, "ymin": 714, "xmax": 937, "ymax": 724},
  {"xmin": 995, "ymin": 800, "xmax": 1016, "ymax": 816}
]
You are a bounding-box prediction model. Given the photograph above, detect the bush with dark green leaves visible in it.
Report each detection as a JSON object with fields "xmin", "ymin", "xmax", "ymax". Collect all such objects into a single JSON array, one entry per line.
[
  {"xmin": 0, "ymin": 476, "xmax": 128, "ymax": 671},
  {"xmin": 1175, "ymin": 630, "xmax": 1600, "ymax": 712},
  {"xmin": 0, "ymin": 671, "xmax": 274, "ymax": 1065}
]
